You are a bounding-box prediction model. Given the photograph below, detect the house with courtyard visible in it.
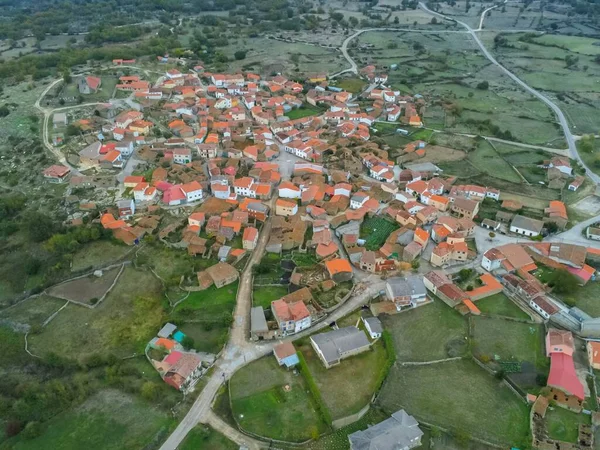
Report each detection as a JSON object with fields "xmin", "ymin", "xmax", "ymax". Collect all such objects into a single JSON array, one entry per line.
[
  {"xmin": 348, "ymin": 409, "xmax": 423, "ymax": 450},
  {"xmin": 310, "ymin": 326, "xmax": 371, "ymax": 369},
  {"xmin": 385, "ymin": 276, "xmax": 427, "ymax": 310}
]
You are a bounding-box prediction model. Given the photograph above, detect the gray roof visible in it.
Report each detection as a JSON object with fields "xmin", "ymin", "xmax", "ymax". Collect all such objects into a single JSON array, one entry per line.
[
  {"xmin": 53, "ymin": 112, "xmax": 67, "ymax": 123},
  {"xmin": 386, "ymin": 276, "xmax": 426, "ymax": 298},
  {"xmin": 248, "ymin": 202, "xmax": 269, "ymax": 213},
  {"xmin": 511, "ymin": 214, "xmax": 544, "ymax": 233},
  {"xmin": 158, "ymin": 322, "xmax": 177, "ymax": 338},
  {"xmin": 117, "ymin": 199, "xmax": 133, "ymax": 209},
  {"xmin": 363, "ymin": 317, "xmax": 383, "ymax": 334},
  {"xmin": 250, "ymin": 307, "xmax": 268, "ymax": 333},
  {"xmin": 79, "ymin": 141, "xmax": 102, "ymax": 159},
  {"xmin": 310, "ymin": 326, "xmax": 370, "ymax": 364},
  {"xmin": 335, "ymin": 221, "xmax": 361, "ymax": 237},
  {"xmin": 348, "ymin": 409, "xmax": 423, "ymax": 450}
]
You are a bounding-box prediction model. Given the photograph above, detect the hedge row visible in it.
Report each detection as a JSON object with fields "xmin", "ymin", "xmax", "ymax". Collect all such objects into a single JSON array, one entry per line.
[
  {"xmin": 375, "ymin": 330, "xmax": 397, "ymax": 392},
  {"xmin": 297, "ymin": 350, "xmax": 332, "ymax": 425}
]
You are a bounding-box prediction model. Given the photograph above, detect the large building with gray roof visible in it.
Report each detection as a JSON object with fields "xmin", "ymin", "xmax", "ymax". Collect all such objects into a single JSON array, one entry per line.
[
  {"xmin": 310, "ymin": 326, "xmax": 371, "ymax": 369},
  {"xmin": 348, "ymin": 409, "xmax": 423, "ymax": 450}
]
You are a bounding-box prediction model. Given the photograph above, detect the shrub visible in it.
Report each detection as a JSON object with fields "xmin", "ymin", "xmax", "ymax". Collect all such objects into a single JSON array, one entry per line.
[{"xmin": 297, "ymin": 351, "xmax": 332, "ymax": 424}]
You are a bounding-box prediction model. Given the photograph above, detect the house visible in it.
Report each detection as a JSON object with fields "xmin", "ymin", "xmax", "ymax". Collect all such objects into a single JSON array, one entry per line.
[
  {"xmin": 278, "ymin": 181, "xmax": 301, "ymax": 199},
  {"xmin": 250, "ymin": 307, "xmax": 270, "ymax": 341},
  {"xmin": 205, "ymin": 262, "xmax": 238, "ymax": 288},
  {"xmin": 117, "ymin": 199, "xmax": 135, "ymax": 219},
  {"xmin": 430, "ymin": 241, "xmax": 468, "ymax": 267},
  {"xmin": 587, "ymin": 341, "xmax": 600, "ymax": 370},
  {"xmin": 325, "ymin": 258, "xmax": 353, "ymax": 283},
  {"xmin": 180, "ymin": 181, "xmax": 203, "ymax": 203},
  {"xmin": 271, "ymin": 299, "xmax": 311, "ymax": 336},
  {"xmin": 173, "ymin": 148, "xmax": 192, "ymax": 165},
  {"xmin": 510, "ymin": 215, "xmax": 544, "ymax": 237},
  {"xmin": 385, "ymin": 276, "xmax": 427, "ymax": 309},
  {"xmin": 162, "ymin": 352, "xmax": 203, "ymax": 392},
  {"xmin": 275, "ymin": 198, "xmax": 298, "ymax": 217},
  {"xmin": 546, "ymin": 329, "xmax": 584, "ymax": 400},
  {"xmin": 547, "ymin": 157, "xmax": 572, "ymax": 176},
  {"xmin": 243, "ymin": 227, "xmax": 259, "ymax": 250},
  {"xmin": 350, "ymin": 193, "xmax": 370, "ymax": 210},
  {"xmin": 79, "ymin": 141, "xmax": 102, "ymax": 167},
  {"xmin": 568, "ymin": 176, "xmax": 584, "ymax": 191},
  {"xmin": 43, "ymin": 165, "xmax": 70, "ymax": 183},
  {"xmin": 78, "ymin": 76, "xmax": 102, "ymax": 94},
  {"xmin": 188, "ymin": 212, "xmax": 205, "ymax": 228},
  {"xmin": 53, "ymin": 113, "xmax": 68, "ymax": 128},
  {"xmin": 124, "ymin": 175, "xmax": 145, "ymax": 188},
  {"xmin": 311, "ymin": 326, "xmax": 371, "ymax": 369},
  {"xmin": 273, "ymin": 342, "xmax": 300, "ymax": 368},
  {"xmin": 362, "ymin": 316, "xmax": 383, "ymax": 339},
  {"xmin": 348, "ymin": 409, "xmax": 423, "ymax": 450},
  {"xmin": 451, "ymin": 197, "xmax": 479, "ymax": 219}
]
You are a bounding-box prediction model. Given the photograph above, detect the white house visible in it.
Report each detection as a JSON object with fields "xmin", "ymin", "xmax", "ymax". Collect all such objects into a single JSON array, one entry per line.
[
  {"xmin": 510, "ymin": 215, "xmax": 544, "ymax": 237},
  {"xmin": 548, "ymin": 157, "xmax": 572, "ymax": 176},
  {"xmin": 278, "ymin": 181, "xmax": 301, "ymax": 199},
  {"xmin": 181, "ymin": 181, "xmax": 203, "ymax": 203},
  {"xmin": 350, "ymin": 193, "xmax": 369, "ymax": 210},
  {"xmin": 233, "ymin": 177, "xmax": 255, "ymax": 198},
  {"xmin": 211, "ymin": 182, "xmax": 231, "ymax": 200},
  {"xmin": 116, "ymin": 140, "xmax": 134, "ymax": 156},
  {"xmin": 481, "ymin": 248, "xmax": 503, "ymax": 272},
  {"xmin": 133, "ymin": 183, "xmax": 157, "ymax": 203},
  {"xmin": 173, "ymin": 148, "xmax": 192, "ymax": 165},
  {"xmin": 586, "ymin": 227, "xmax": 600, "ymax": 241},
  {"xmin": 334, "ymin": 183, "xmax": 352, "ymax": 197},
  {"xmin": 362, "ymin": 316, "xmax": 383, "ymax": 339},
  {"xmin": 485, "ymin": 188, "xmax": 500, "ymax": 201}
]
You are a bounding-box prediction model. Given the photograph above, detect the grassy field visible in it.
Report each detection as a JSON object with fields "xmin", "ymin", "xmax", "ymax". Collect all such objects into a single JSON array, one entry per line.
[
  {"xmin": 28, "ymin": 267, "xmax": 164, "ymax": 360},
  {"xmin": 1, "ymin": 295, "xmax": 66, "ymax": 329},
  {"xmin": 7, "ymin": 389, "xmax": 172, "ymax": 450},
  {"xmin": 287, "ymin": 105, "xmax": 324, "ymax": 120},
  {"xmin": 545, "ymin": 407, "xmax": 590, "ymax": 443},
  {"xmin": 229, "ymin": 356, "xmax": 327, "ymax": 441},
  {"xmin": 377, "ymin": 359, "xmax": 530, "ymax": 446},
  {"xmin": 556, "ymin": 280, "xmax": 600, "ymax": 318},
  {"xmin": 179, "ymin": 425, "xmax": 237, "ymax": 450},
  {"xmin": 471, "ymin": 316, "xmax": 546, "ymax": 369},
  {"xmin": 47, "ymin": 266, "xmax": 121, "ymax": 305},
  {"xmin": 71, "ymin": 241, "xmax": 132, "ymax": 271},
  {"xmin": 252, "ymin": 285, "xmax": 288, "ymax": 309},
  {"xmin": 467, "ymin": 141, "xmax": 522, "ymax": 183},
  {"xmin": 360, "ymin": 216, "xmax": 399, "ymax": 251},
  {"xmin": 475, "ymin": 293, "xmax": 530, "ymax": 319},
  {"xmin": 381, "ymin": 300, "xmax": 468, "ymax": 362},
  {"xmin": 334, "ymin": 77, "xmax": 367, "ymax": 93},
  {"xmin": 298, "ymin": 339, "xmax": 388, "ymax": 420}
]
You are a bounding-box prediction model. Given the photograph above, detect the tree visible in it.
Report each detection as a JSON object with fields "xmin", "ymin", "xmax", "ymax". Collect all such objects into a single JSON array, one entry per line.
[
  {"xmin": 488, "ymin": 231, "xmax": 496, "ymax": 238},
  {"xmin": 545, "ymin": 221, "xmax": 558, "ymax": 234},
  {"xmin": 234, "ymin": 50, "xmax": 247, "ymax": 60},
  {"xmin": 62, "ymin": 70, "xmax": 72, "ymax": 84},
  {"xmin": 411, "ymin": 260, "xmax": 420, "ymax": 271},
  {"xmin": 24, "ymin": 212, "xmax": 57, "ymax": 242},
  {"xmin": 458, "ymin": 268, "xmax": 472, "ymax": 282},
  {"xmin": 181, "ymin": 336, "xmax": 195, "ymax": 350},
  {"xmin": 431, "ymin": 17, "xmax": 438, "ymax": 24},
  {"xmin": 393, "ymin": 16, "xmax": 399, "ymax": 24},
  {"xmin": 476, "ymin": 81, "xmax": 489, "ymax": 90},
  {"xmin": 0, "ymin": 104, "xmax": 9, "ymax": 117},
  {"xmin": 548, "ymin": 269, "xmax": 578, "ymax": 294},
  {"xmin": 565, "ymin": 54, "xmax": 578, "ymax": 68}
]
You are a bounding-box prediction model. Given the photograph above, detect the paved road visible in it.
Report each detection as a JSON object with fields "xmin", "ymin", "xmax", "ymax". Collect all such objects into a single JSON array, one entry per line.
[{"xmin": 418, "ymin": 2, "xmax": 599, "ymax": 184}]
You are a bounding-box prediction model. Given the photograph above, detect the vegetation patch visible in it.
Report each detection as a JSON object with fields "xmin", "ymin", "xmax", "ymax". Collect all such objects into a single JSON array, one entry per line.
[
  {"xmin": 360, "ymin": 216, "xmax": 399, "ymax": 251},
  {"xmin": 545, "ymin": 406, "xmax": 590, "ymax": 443},
  {"xmin": 179, "ymin": 425, "xmax": 237, "ymax": 450},
  {"xmin": 475, "ymin": 293, "xmax": 530, "ymax": 320}
]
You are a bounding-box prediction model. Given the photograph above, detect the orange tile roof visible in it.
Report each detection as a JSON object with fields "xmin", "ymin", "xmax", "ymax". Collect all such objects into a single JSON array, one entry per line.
[{"xmin": 325, "ymin": 258, "xmax": 353, "ymax": 275}]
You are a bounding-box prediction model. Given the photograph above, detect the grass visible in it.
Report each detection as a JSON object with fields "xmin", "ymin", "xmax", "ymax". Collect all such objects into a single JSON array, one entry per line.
[
  {"xmin": 334, "ymin": 77, "xmax": 367, "ymax": 93},
  {"xmin": 253, "ymin": 285, "xmax": 288, "ymax": 309},
  {"xmin": 381, "ymin": 300, "xmax": 468, "ymax": 362},
  {"xmin": 360, "ymin": 216, "xmax": 399, "ymax": 251},
  {"xmin": 1, "ymin": 295, "xmax": 66, "ymax": 329},
  {"xmin": 28, "ymin": 267, "xmax": 164, "ymax": 360},
  {"xmin": 46, "ymin": 266, "xmax": 121, "ymax": 305},
  {"xmin": 173, "ymin": 282, "xmax": 238, "ymax": 320},
  {"xmin": 545, "ymin": 406, "xmax": 590, "ymax": 443},
  {"xmin": 471, "ymin": 316, "xmax": 546, "ymax": 370},
  {"xmin": 298, "ymin": 339, "xmax": 388, "ymax": 420},
  {"xmin": 475, "ymin": 293, "xmax": 530, "ymax": 319},
  {"xmin": 468, "ymin": 141, "xmax": 522, "ymax": 183},
  {"xmin": 377, "ymin": 359, "xmax": 530, "ymax": 446},
  {"xmin": 556, "ymin": 279, "xmax": 600, "ymax": 318},
  {"xmin": 179, "ymin": 425, "xmax": 237, "ymax": 450},
  {"xmin": 71, "ymin": 240, "xmax": 132, "ymax": 271},
  {"xmin": 229, "ymin": 356, "xmax": 327, "ymax": 441},
  {"xmin": 286, "ymin": 105, "xmax": 324, "ymax": 120},
  {"xmin": 6, "ymin": 389, "xmax": 172, "ymax": 450}
]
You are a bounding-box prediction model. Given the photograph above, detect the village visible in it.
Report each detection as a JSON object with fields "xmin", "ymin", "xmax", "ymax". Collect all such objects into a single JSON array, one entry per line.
[{"xmin": 34, "ymin": 55, "xmax": 600, "ymax": 450}]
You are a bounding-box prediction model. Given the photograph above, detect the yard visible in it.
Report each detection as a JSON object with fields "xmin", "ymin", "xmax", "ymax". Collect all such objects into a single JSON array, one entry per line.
[
  {"xmin": 229, "ymin": 357, "xmax": 328, "ymax": 442},
  {"xmin": 313, "ymin": 281, "xmax": 353, "ymax": 309},
  {"xmin": 376, "ymin": 359, "xmax": 530, "ymax": 446},
  {"xmin": 558, "ymin": 280, "xmax": 600, "ymax": 318},
  {"xmin": 28, "ymin": 267, "xmax": 164, "ymax": 360},
  {"xmin": 46, "ymin": 266, "xmax": 122, "ymax": 305},
  {"xmin": 298, "ymin": 339, "xmax": 388, "ymax": 420},
  {"xmin": 381, "ymin": 300, "xmax": 468, "ymax": 362},
  {"xmin": 70, "ymin": 240, "xmax": 132, "ymax": 271},
  {"xmin": 287, "ymin": 105, "xmax": 324, "ymax": 120},
  {"xmin": 545, "ymin": 406, "xmax": 590, "ymax": 443},
  {"xmin": 6, "ymin": 389, "xmax": 173, "ymax": 450},
  {"xmin": 253, "ymin": 252, "xmax": 286, "ymax": 285},
  {"xmin": 334, "ymin": 77, "xmax": 367, "ymax": 93},
  {"xmin": 252, "ymin": 285, "xmax": 288, "ymax": 309},
  {"xmin": 360, "ymin": 216, "xmax": 399, "ymax": 251},
  {"xmin": 475, "ymin": 293, "xmax": 530, "ymax": 320},
  {"xmin": 179, "ymin": 425, "xmax": 237, "ymax": 450}
]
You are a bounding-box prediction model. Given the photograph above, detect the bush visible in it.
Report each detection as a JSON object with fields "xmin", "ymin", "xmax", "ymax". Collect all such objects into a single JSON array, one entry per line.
[
  {"xmin": 297, "ymin": 351, "xmax": 332, "ymax": 424},
  {"xmin": 22, "ymin": 421, "xmax": 43, "ymax": 440},
  {"xmin": 476, "ymin": 81, "xmax": 489, "ymax": 90}
]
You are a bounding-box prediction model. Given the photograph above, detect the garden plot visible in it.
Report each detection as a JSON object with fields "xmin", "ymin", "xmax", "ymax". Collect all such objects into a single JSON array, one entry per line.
[{"xmin": 46, "ymin": 266, "xmax": 123, "ymax": 306}]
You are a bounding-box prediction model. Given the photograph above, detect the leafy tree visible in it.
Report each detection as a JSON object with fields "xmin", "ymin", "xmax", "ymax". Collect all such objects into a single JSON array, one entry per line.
[
  {"xmin": 0, "ymin": 104, "xmax": 9, "ymax": 117},
  {"xmin": 181, "ymin": 336, "xmax": 195, "ymax": 350},
  {"xmin": 234, "ymin": 50, "xmax": 247, "ymax": 60},
  {"xmin": 476, "ymin": 81, "xmax": 489, "ymax": 90},
  {"xmin": 488, "ymin": 231, "xmax": 496, "ymax": 238},
  {"xmin": 548, "ymin": 269, "xmax": 578, "ymax": 294},
  {"xmin": 24, "ymin": 212, "xmax": 57, "ymax": 242}
]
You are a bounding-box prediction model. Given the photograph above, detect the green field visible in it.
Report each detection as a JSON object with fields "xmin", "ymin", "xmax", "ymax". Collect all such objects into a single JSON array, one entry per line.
[
  {"xmin": 179, "ymin": 425, "xmax": 237, "ymax": 450},
  {"xmin": 287, "ymin": 105, "xmax": 324, "ymax": 120},
  {"xmin": 28, "ymin": 267, "xmax": 164, "ymax": 360},
  {"xmin": 475, "ymin": 293, "xmax": 530, "ymax": 320},
  {"xmin": 7, "ymin": 389, "xmax": 172, "ymax": 450},
  {"xmin": 230, "ymin": 356, "xmax": 327, "ymax": 441},
  {"xmin": 334, "ymin": 77, "xmax": 367, "ymax": 93},
  {"xmin": 71, "ymin": 240, "xmax": 132, "ymax": 271},
  {"xmin": 1, "ymin": 295, "xmax": 67, "ymax": 329},
  {"xmin": 545, "ymin": 407, "xmax": 590, "ymax": 443},
  {"xmin": 467, "ymin": 141, "xmax": 523, "ymax": 183},
  {"xmin": 471, "ymin": 316, "xmax": 546, "ymax": 369},
  {"xmin": 298, "ymin": 339, "xmax": 388, "ymax": 420},
  {"xmin": 377, "ymin": 360, "xmax": 530, "ymax": 446},
  {"xmin": 252, "ymin": 285, "xmax": 288, "ymax": 309},
  {"xmin": 381, "ymin": 300, "xmax": 468, "ymax": 362},
  {"xmin": 554, "ymin": 279, "xmax": 600, "ymax": 318},
  {"xmin": 360, "ymin": 216, "xmax": 399, "ymax": 251}
]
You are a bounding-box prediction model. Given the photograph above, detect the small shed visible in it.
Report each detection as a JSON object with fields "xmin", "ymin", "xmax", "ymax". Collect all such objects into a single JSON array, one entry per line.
[
  {"xmin": 274, "ymin": 342, "xmax": 299, "ymax": 368},
  {"xmin": 158, "ymin": 323, "xmax": 177, "ymax": 338}
]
